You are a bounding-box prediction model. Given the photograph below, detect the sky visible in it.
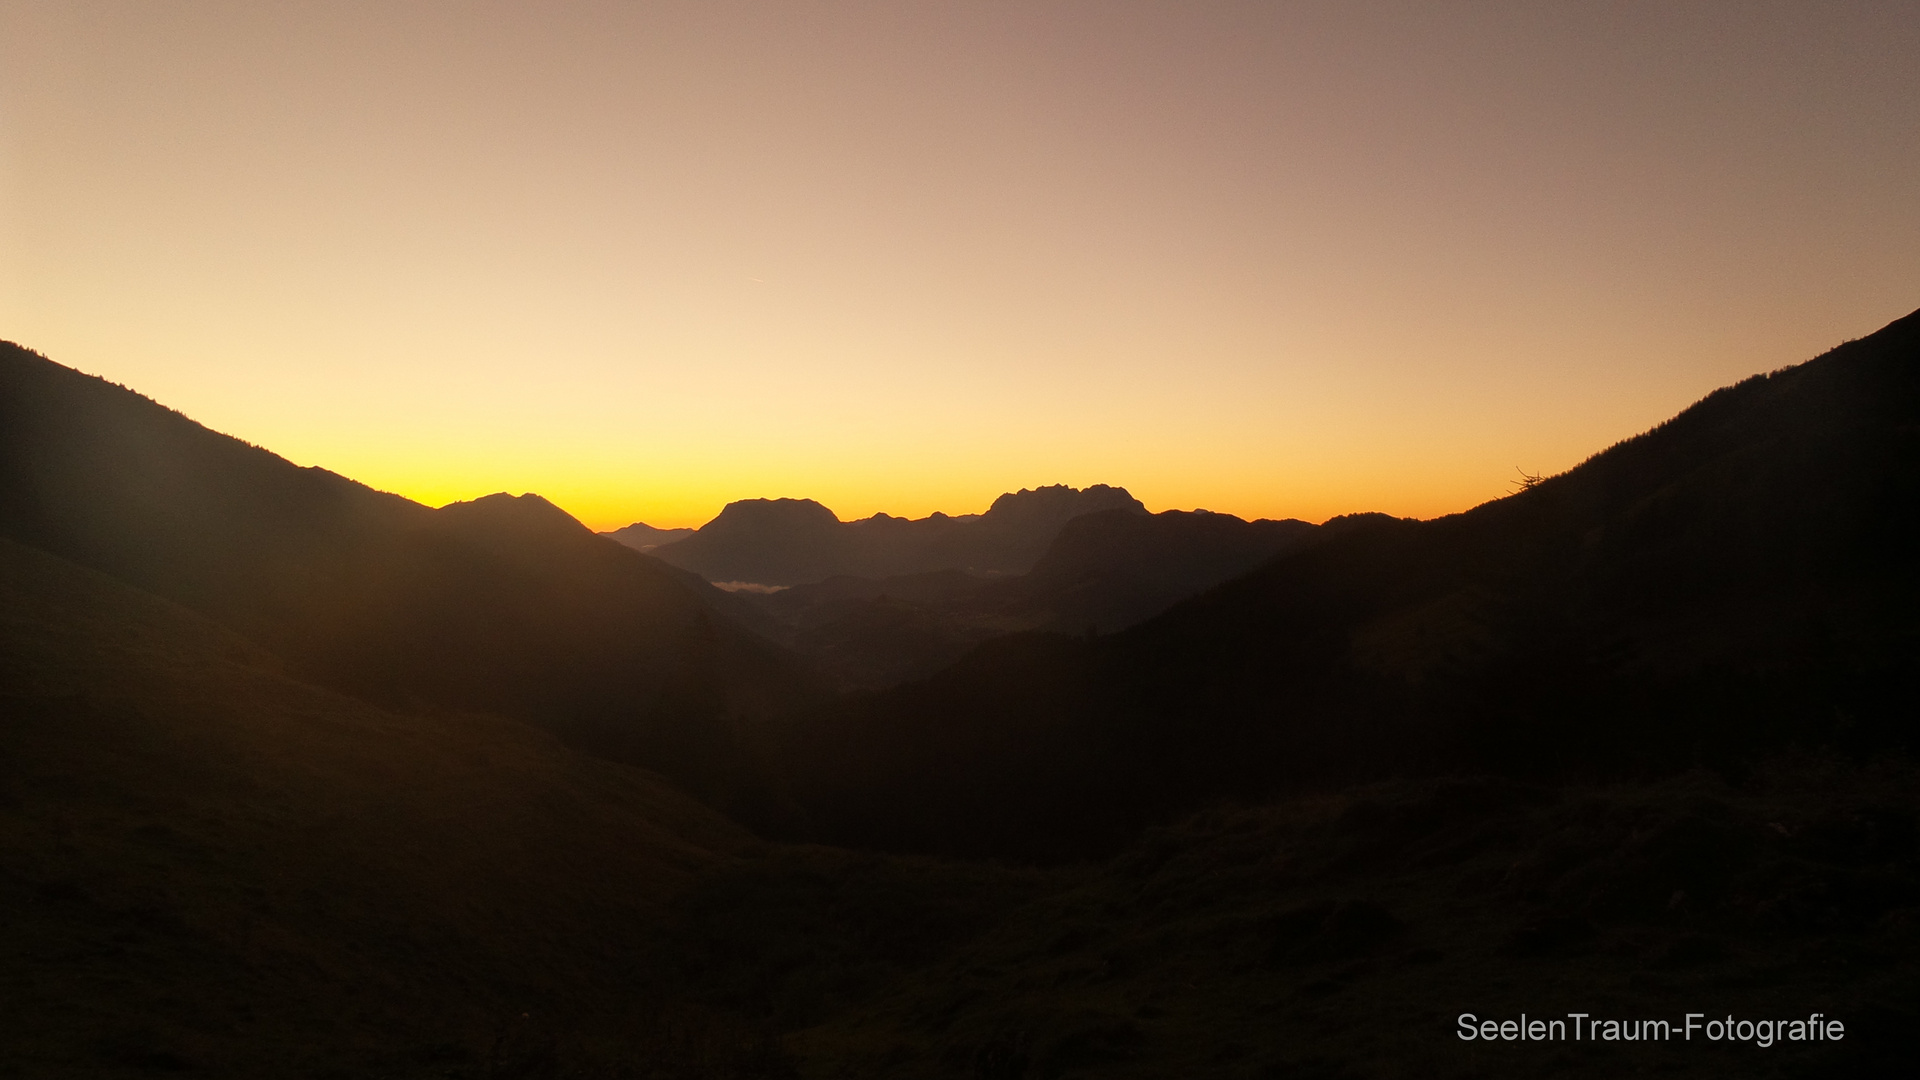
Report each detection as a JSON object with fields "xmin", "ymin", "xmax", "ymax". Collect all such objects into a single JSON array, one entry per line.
[{"xmin": 2, "ymin": 2, "xmax": 1917, "ymax": 530}]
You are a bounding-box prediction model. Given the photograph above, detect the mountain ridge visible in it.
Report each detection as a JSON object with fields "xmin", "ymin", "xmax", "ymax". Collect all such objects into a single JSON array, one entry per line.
[
  {"xmin": 0, "ymin": 342, "xmax": 822, "ymax": 818},
  {"xmin": 734, "ymin": 507, "xmax": 1318, "ymax": 689},
  {"xmin": 644, "ymin": 484, "xmax": 1148, "ymax": 586},
  {"xmin": 779, "ymin": 307, "xmax": 1920, "ymax": 860},
  {"xmin": 605, "ymin": 519, "xmax": 697, "ymax": 552}
]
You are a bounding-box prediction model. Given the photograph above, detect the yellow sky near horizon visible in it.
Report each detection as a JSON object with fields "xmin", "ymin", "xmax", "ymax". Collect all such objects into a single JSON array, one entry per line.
[{"xmin": 3, "ymin": 2, "xmax": 1917, "ymax": 531}]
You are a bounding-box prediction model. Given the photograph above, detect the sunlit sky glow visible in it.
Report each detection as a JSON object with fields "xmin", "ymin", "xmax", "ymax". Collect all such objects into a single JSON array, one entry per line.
[{"xmin": 3, "ymin": 1, "xmax": 1916, "ymax": 529}]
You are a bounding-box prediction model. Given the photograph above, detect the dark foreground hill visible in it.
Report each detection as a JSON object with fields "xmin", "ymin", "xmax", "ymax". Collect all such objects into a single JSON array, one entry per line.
[
  {"xmin": 1010, "ymin": 508, "xmax": 1317, "ymax": 633},
  {"xmin": 642, "ymin": 485, "xmax": 1147, "ymax": 587},
  {"xmin": 784, "ymin": 766, "xmax": 1918, "ymax": 1079},
  {"xmin": 0, "ymin": 344, "xmax": 818, "ymax": 816},
  {"xmin": 738, "ymin": 509, "xmax": 1316, "ymax": 689},
  {"xmin": 785, "ymin": 309, "xmax": 1920, "ymax": 862},
  {"xmin": 0, "ymin": 534, "xmax": 762, "ymax": 1074},
  {"xmin": 7, "ymin": 535, "xmax": 1913, "ymax": 1078}
]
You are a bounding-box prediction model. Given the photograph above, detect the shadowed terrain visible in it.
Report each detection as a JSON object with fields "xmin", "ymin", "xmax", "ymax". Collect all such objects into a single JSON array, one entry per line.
[
  {"xmin": 783, "ymin": 766, "xmax": 1918, "ymax": 1079},
  {"xmin": 734, "ymin": 509, "xmax": 1316, "ymax": 690},
  {"xmin": 0, "ymin": 534, "xmax": 765, "ymax": 1075},
  {"xmin": 8, "ymin": 532, "xmax": 1911, "ymax": 1078},
  {"xmin": 0, "ymin": 534, "xmax": 1058, "ymax": 1078}
]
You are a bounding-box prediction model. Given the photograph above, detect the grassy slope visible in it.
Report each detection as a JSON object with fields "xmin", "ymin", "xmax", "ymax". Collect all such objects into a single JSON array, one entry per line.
[
  {"xmin": 0, "ymin": 534, "xmax": 1061, "ymax": 1078},
  {"xmin": 0, "ymin": 535, "xmax": 761, "ymax": 1076},
  {"xmin": 790, "ymin": 766, "xmax": 1918, "ymax": 1079}
]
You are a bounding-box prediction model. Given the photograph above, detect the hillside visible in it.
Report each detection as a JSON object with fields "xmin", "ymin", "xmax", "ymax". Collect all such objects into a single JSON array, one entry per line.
[
  {"xmin": 738, "ymin": 509, "xmax": 1316, "ymax": 689},
  {"xmin": 646, "ymin": 485, "xmax": 1147, "ymax": 586},
  {"xmin": 18, "ymin": 532, "xmax": 1908, "ymax": 1078},
  {"xmin": 784, "ymin": 309, "xmax": 1920, "ymax": 861},
  {"xmin": 999, "ymin": 508, "xmax": 1318, "ymax": 634},
  {"xmin": 788, "ymin": 765, "xmax": 1918, "ymax": 1079},
  {"xmin": 0, "ymin": 535, "xmax": 772, "ymax": 1075},
  {"xmin": 0, "ymin": 344, "xmax": 820, "ymax": 816}
]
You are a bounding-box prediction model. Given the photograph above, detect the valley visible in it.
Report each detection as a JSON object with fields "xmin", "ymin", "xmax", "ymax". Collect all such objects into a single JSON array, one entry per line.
[{"xmin": 2, "ymin": 309, "xmax": 1917, "ymax": 1077}]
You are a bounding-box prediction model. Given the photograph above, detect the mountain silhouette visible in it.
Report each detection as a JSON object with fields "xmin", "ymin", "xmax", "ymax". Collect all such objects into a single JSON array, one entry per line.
[
  {"xmin": 784, "ymin": 308, "xmax": 1920, "ymax": 861},
  {"xmin": 1004, "ymin": 507, "xmax": 1318, "ymax": 633},
  {"xmin": 0, "ymin": 343, "xmax": 818, "ymax": 816},
  {"xmin": 738, "ymin": 508, "xmax": 1317, "ymax": 689},
  {"xmin": 658, "ymin": 497, "xmax": 849, "ymax": 584},
  {"xmin": 604, "ymin": 519, "xmax": 697, "ymax": 552},
  {"xmin": 645, "ymin": 484, "xmax": 1147, "ymax": 586}
]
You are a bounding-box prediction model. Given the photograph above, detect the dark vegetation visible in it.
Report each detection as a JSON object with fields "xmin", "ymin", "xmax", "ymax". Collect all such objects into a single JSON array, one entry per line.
[
  {"xmin": 788, "ymin": 766, "xmax": 1919, "ymax": 1079},
  {"xmin": 2, "ymin": 307, "xmax": 1917, "ymax": 1077}
]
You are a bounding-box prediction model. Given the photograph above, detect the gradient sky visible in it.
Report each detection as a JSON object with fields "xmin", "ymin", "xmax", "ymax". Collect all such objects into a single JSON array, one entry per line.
[{"xmin": 3, "ymin": 2, "xmax": 1916, "ymax": 530}]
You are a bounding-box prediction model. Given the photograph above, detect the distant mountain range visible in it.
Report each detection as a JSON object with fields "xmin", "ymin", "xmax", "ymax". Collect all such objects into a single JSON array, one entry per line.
[
  {"xmin": 622, "ymin": 484, "xmax": 1147, "ymax": 586},
  {"xmin": 603, "ymin": 488, "xmax": 1316, "ymax": 689}
]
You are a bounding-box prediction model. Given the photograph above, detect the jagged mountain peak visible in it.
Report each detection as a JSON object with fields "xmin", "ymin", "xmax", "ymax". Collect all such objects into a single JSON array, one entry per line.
[
  {"xmin": 439, "ymin": 491, "xmax": 588, "ymax": 530},
  {"xmin": 982, "ymin": 483, "xmax": 1147, "ymax": 526},
  {"xmin": 703, "ymin": 497, "xmax": 843, "ymax": 533},
  {"xmin": 649, "ymin": 483, "xmax": 1152, "ymax": 586}
]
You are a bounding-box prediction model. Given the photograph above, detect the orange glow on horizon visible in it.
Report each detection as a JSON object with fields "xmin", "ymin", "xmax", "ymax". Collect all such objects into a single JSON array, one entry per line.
[{"xmin": 3, "ymin": 3, "xmax": 1915, "ymax": 533}]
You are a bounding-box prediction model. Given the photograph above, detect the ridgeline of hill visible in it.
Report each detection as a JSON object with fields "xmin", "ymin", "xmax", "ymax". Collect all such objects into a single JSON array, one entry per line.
[
  {"xmin": 630, "ymin": 485, "xmax": 1147, "ymax": 587},
  {"xmin": 605, "ymin": 520, "xmax": 697, "ymax": 552},
  {"xmin": 783, "ymin": 309, "xmax": 1920, "ymax": 862},
  {"xmin": 0, "ymin": 343, "xmax": 820, "ymax": 819}
]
